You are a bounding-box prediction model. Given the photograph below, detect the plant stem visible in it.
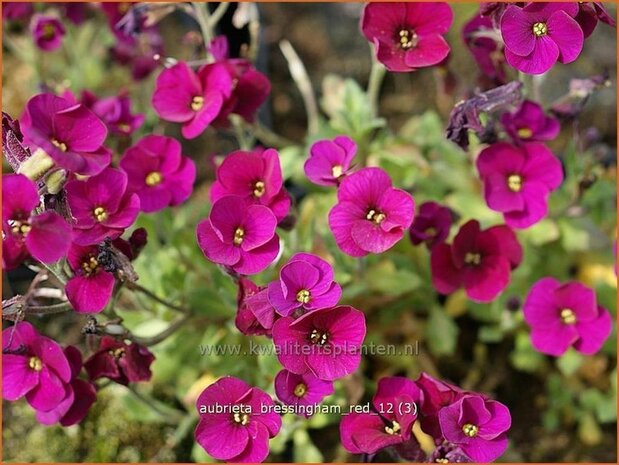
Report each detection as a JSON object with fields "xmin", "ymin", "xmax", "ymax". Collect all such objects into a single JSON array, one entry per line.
[
  {"xmin": 126, "ymin": 282, "xmax": 191, "ymax": 315},
  {"xmin": 126, "ymin": 385, "xmax": 185, "ymax": 423},
  {"xmin": 129, "ymin": 314, "xmax": 191, "ymax": 346},
  {"xmin": 192, "ymin": 2, "xmax": 214, "ymax": 61},
  {"xmin": 367, "ymin": 57, "xmax": 386, "ymax": 117}
]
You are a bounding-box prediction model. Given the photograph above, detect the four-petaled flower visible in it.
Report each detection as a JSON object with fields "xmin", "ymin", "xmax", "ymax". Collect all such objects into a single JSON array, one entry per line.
[
  {"xmin": 304, "ymin": 136, "xmax": 357, "ymax": 187},
  {"xmin": 501, "ymin": 100, "xmax": 560, "ymax": 143},
  {"xmin": 274, "ymin": 369, "xmax": 334, "ymax": 418},
  {"xmin": 409, "ymin": 201, "xmax": 453, "ymax": 249},
  {"xmin": 31, "ymin": 15, "xmax": 65, "ymax": 51},
  {"xmin": 84, "ymin": 336, "xmax": 155, "ymax": 385}
]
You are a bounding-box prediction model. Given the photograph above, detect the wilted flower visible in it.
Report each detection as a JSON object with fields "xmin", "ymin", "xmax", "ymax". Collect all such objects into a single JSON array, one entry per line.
[
  {"xmin": 195, "ymin": 376, "xmax": 281, "ymax": 463},
  {"xmin": 501, "ymin": 100, "xmax": 560, "ymax": 143},
  {"xmin": 152, "ymin": 61, "xmax": 232, "ymax": 139},
  {"xmin": 210, "ymin": 148, "xmax": 291, "ymax": 221},
  {"xmin": 476, "ymin": 142, "xmax": 563, "ymax": 229},
  {"xmin": 65, "ymin": 244, "xmax": 116, "ymax": 313},
  {"xmin": 340, "ymin": 377, "xmax": 421, "ymax": 454},
  {"xmin": 272, "ymin": 306, "xmax": 366, "ymax": 380},
  {"xmin": 575, "ymin": 2, "xmax": 616, "ymax": 38},
  {"xmin": 438, "ymin": 394, "xmax": 511, "ymax": 462},
  {"xmin": 431, "ymin": 220, "xmax": 522, "ymax": 302},
  {"xmin": 2, "ymin": 174, "xmax": 71, "ymax": 270},
  {"xmin": 196, "ymin": 195, "xmax": 280, "ymax": 275},
  {"xmin": 31, "ymin": 15, "xmax": 65, "ymax": 51},
  {"xmin": 462, "ymin": 14, "xmax": 506, "ymax": 83},
  {"xmin": 267, "ymin": 253, "xmax": 342, "ymax": 317},
  {"xmin": 429, "ymin": 443, "xmax": 472, "ymax": 463},
  {"xmin": 304, "ymin": 136, "xmax": 357, "ymax": 187},
  {"xmin": 21, "ymin": 93, "xmax": 111, "ymax": 176},
  {"xmin": 329, "ymin": 167, "xmax": 414, "ymax": 257},
  {"xmin": 110, "ymin": 28, "xmax": 164, "ymax": 80},
  {"xmin": 409, "ymin": 201, "xmax": 452, "ymax": 249},
  {"xmin": 84, "ymin": 336, "xmax": 155, "ymax": 385},
  {"xmin": 2, "ymin": 322, "xmax": 71, "ymax": 412},
  {"xmin": 80, "ymin": 90, "xmax": 144, "ymax": 136},
  {"xmin": 120, "ymin": 135, "xmax": 196, "ymax": 213},
  {"xmin": 2, "ymin": 112, "xmax": 31, "ymax": 172},
  {"xmin": 501, "ymin": 3, "xmax": 583, "ymax": 74},
  {"xmin": 3, "ymin": 2, "xmax": 33, "ymax": 21},
  {"xmin": 523, "ymin": 277, "xmax": 612, "ymax": 356},
  {"xmin": 274, "ymin": 369, "xmax": 334, "ymax": 418},
  {"xmin": 361, "ymin": 2, "xmax": 453, "ymax": 72},
  {"xmin": 36, "ymin": 346, "xmax": 97, "ymax": 426},
  {"xmin": 235, "ymin": 278, "xmax": 276, "ymax": 336}
]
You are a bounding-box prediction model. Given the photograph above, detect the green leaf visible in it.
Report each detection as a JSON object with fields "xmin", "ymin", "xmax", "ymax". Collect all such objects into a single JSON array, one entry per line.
[
  {"xmin": 510, "ymin": 331, "xmax": 545, "ymax": 373},
  {"xmin": 556, "ymin": 348, "xmax": 584, "ymax": 376},
  {"xmin": 292, "ymin": 429, "xmax": 323, "ymax": 463},
  {"xmin": 425, "ymin": 307, "xmax": 459, "ymax": 357}
]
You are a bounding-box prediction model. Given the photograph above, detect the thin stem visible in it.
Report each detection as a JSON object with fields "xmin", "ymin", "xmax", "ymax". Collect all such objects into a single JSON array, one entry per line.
[
  {"xmin": 126, "ymin": 282, "xmax": 191, "ymax": 315},
  {"xmin": 252, "ymin": 122, "xmax": 296, "ymax": 148},
  {"xmin": 367, "ymin": 55, "xmax": 386, "ymax": 117},
  {"xmin": 126, "ymin": 385, "xmax": 185, "ymax": 423},
  {"xmin": 192, "ymin": 2, "xmax": 214, "ymax": 61},
  {"xmin": 129, "ymin": 315, "xmax": 191, "ymax": 346},
  {"xmin": 208, "ymin": 2, "xmax": 229, "ymax": 28}
]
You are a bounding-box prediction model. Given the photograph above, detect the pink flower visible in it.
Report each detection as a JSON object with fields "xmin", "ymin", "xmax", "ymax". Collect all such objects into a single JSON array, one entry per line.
[
  {"xmin": 210, "ymin": 148, "xmax": 291, "ymax": 222},
  {"xmin": 110, "ymin": 29, "xmax": 164, "ymax": 80},
  {"xmin": 120, "ymin": 135, "xmax": 196, "ymax": 213},
  {"xmin": 575, "ymin": 2, "xmax": 616, "ymax": 38},
  {"xmin": 81, "ymin": 90, "xmax": 145, "ymax": 136},
  {"xmin": 409, "ymin": 201, "xmax": 452, "ymax": 249},
  {"xmin": 196, "ymin": 195, "xmax": 280, "ymax": 275},
  {"xmin": 439, "ymin": 394, "xmax": 511, "ymax": 462},
  {"xmin": 2, "ymin": 322, "xmax": 71, "ymax": 412},
  {"xmin": 340, "ymin": 377, "xmax": 421, "ymax": 454},
  {"xmin": 267, "ymin": 253, "xmax": 342, "ymax": 317},
  {"xmin": 21, "ymin": 93, "xmax": 111, "ymax": 176},
  {"xmin": 430, "ymin": 220, "xmax": 522, "ymax": 302},
  {"xmin": 501, "ymin": 100, "xmax": 560, "ymax": 143},
  {"xmin": 65, "ymin": 244, "xmax": 116, "ymax": 313},
  {"xmin": 2, "ymin": 174, "xmax": 71, "ymax": 270},
  {"xmin": 272, "ymin": 306, "xmax": 366, "ymax": 381},
  {"xmin": 304, "ymin": 136, "xmax": 357, "ymax": 187},
  {"xmin": 361, "ymin": 2, "xmax": 453, "ymax": 72},
  {"xmin": 235, "ymin": 278, "xmax": 277, "ymax": 336},
  {"xmin": 195, "ymin": 376, "xmax": 281, "ymax": 463},
  {"xmin": 3, "ymin": 2, "xmax": 33, "ymax": 21},
  {"xmin": 84, "ymin": 336, "xmax": 155, "ymax": 385},
  {"xmin": 31, "ymin": 15, "xmax": 65, "ymax": 51},
  {"xmin": 476, "ymin": 142, "xmax": 563, "ymax": 229},
  {"xmin": 329, "ymin": 167, "xmax": 414, "ymax": 257},
  {"xmin": 216, "ymin": 64, "xmax": 271, "ymax": 126},
  {"xmin": 415, "ymin": 372, "xmax": 463, "ymax": 442},
  {"xmin": 274, "ymin": 369, "xmax": 334, "ymax": 418},
  {"xmin": 152, "ymin": 61, "xmax": 232, "ymax": 139},
  {"xmin": 462, "ymin": 13, "xmax": 506, "ymax": 83},
  {"xmin": 35, "ymin": 346, "xmax": 97, "ymax": 427},
  {"xmin": 501, "ymin": 3, "xmax": 583, "ymax": 74},
  {"xmin": 523, "ymin": 277, "xmax": 613, "ymax": 356},
  {"xmin": 65, "ymin": 168, "xmax": 141, "ymax": 245}
]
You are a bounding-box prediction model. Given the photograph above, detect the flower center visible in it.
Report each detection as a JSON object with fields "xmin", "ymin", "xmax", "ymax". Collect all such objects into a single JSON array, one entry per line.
[
  {"xmin": 233, "ymin": 227, "xmax": 245, "ymax": 245},
  {"xmin": 331, "ymin": 164, "xmax": 343, "ymax": 178},
  {"xmin": 532, "ymin": 22, "xmax": 548, "ymax": 37},
  {"xmin": 191, "ymin": 96, "xmax": 204, "ymax": 111},
  {"xmin": 425, "ymin": 226, "xmax": 437, "ymax": 237},
  {"xmin": 233, "ymin": 412, "xmax": 250, "ymax": 426},
  {"xmin": 108, "ymin": 347, "xmax": 126, "ymax": 359},
  {"xmin": 464, "ymin": 252, "xmax": 481, "ymax": 266},
  {"xmin": 81, "ymin": 256, "xmax": 99, "ymax": 276},
  {"xmin": 560, "ymin": 308, "xmax": 577, "ymax": 325},
  {"xmin": 366, "ymin": 209, "xmax": 386, "ymax": 224},
  {"xmin": 462, "ymin": 423, "xmax": 479, "ymax": 437},
  {"xmin": 8, "ymin": 219, "xmax": 31, "ymax": 236},
  {"xmin": 51, "ymin": 138, "xmax": 68, "ymax": 152},
  {"xmin": 384, "ymin": 420, "xmax": 401, "ymax": 435},
  {"xmin": 145, "ymin": 171, "xmax": 163, "ymax": 186},
  {"xmin": 253, "ymin": 181, "xmax": 266, "ymax": 198},
  {"xmin": 93, "ymin": 206, "xmax": 108, "ymax": 222},
  {"xmin": 296, "ymin": 289, "xmax": 311, "ymax": 304},
  {"xmin": 517, "ymin": 127, "xmax": 533, "ymax": 139},
  {"xmin": 309, "ymin": 329, "xmax": 329, "ymax": 345},
  {"xmin": 293, "ymin": 383, "xmax": 308, "ymax": 398},
  {"xmin": 28, "ymin": 356, "xmax": 43, "ymax": 371},
  {"xmin": 507, "ymin": 174, "xmax": 523, "ymax": 192},
  {"xmin": 435, "ymin": 460, "xmax": 449, "ymax": 464},
  {"xmin": 398, "ymin": 29, "xmax": 418, "ymax": 49}
]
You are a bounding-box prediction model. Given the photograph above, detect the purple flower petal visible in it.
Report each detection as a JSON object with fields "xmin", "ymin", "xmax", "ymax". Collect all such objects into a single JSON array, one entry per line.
[
  {"xmin": 2, "ymin": 354, "xmax": 39, "ymax": 401},
  {"xmin": 548, "ymin": 11, "xmax": 584, "ymax": 64},
  {"xmin": 573, "ymin": 307, "xmax": 613, "ymax": 355},
  {"xmin": 26, "ymin": 211, "xmax": 71, "ymax": 264},
  {"xmin": 500, "ymin": 6, "xmax": 537, "ymax": 56},
  {"xmin": 65, "ymin": 272, "xmax": 115, "ymax": 314}
]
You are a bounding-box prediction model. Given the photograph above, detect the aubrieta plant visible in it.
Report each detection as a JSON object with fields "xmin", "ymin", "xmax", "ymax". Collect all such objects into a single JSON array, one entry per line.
[{"xmin": 2, "ymin": 2, "xmax": 616, "ymax": 464}]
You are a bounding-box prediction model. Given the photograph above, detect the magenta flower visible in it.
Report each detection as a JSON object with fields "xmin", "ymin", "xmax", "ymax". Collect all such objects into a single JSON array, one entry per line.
[
  {"xmin": 110, "ymin": 29, "xmax": 164, "ymax": 80},
  {"xmin": 523, "ymin": 277, "xmax": 613, "ymax": 356},
  {"xmin": 65, "ymin": 168, "xmax": 140, "ymax": 246},
  {"xmin": 2, "ymin": 174, "xmax": 71, "ymax": 270},
  {"xmin": 36, "ymin": 346, "xmax": 97, "ymax": 426},
  {"xmin": 340, "ymin": 377, "xmax": 421, "ymax": 454},
  {"xmin": 415, "ymin": 372, "xmax": 463, "ymax": 441},
  {"xmin": 31, "ymin": 15, "xmax": 65, "ymax": 51},
  {"xmin": 268, "ymin": 253, "xmax": 342, "ymax": 317},
  {"xmin": 501, "ymin": 3, "xmax": 583, "ymax": 74},
  {"xmin": 272, "ymin": 306, "xmax": 366, "ymax": 381},
  {"xmin": 501, "ymin": 100, "xmax": 560, "ymax": 143},
  {"xmin": 274, "ymin": 369, "xmax": 334, "ymax": 418},
  {"xmin": 329, "ymin": 167, "xmax": 414, "ymax": 257},
  {"xmin": 210, "ymin": 148, "xmax": 291, "ymax": 222},
  {"xmin": 3, "ymin": 2, "xmax": 33, "ymax": 21},
  {"xmin": 196, "ymin": 195, "xmax": 280, "ymax": 275},
  {"xmin": 235, "ymin": 278, "xmax": 277, "ymax": 337},
  {"xmin": 304, "ymin": 136, "xmax": 357, "ymax": 186},
  {"xmin": 152, "ymin": 61, "xmax": 232, "ymax": 139},
  {"xmin": 431, "ymin": 220, "xmax": 522, "ymax": 302},
  {"xmin": 120, "ymin": 135, "xmax": 196, "ymax": 213},
  {"xmin": 2, "ymin": 322, "xmax": 71, "ymax": 412},
  {"xmin": 438, "ymin": 394, "xmax": 511, "ymax": 462},
  {"xmin": 409, "ymin": 201, "xmax": 452, "ymax": 249},
  {"xmin": 462, "ymin": 14, "xmax": 506, "ymax": 83},
  {"xmin": 81, "ymin": 90, "xmax": 144, "ymax": 136},
  {"xmin": 195, "ymin": 376, "xmax": 281, "ymax": 463},
  {"xmin": 21, "ymin": 93, "xmax": 111, "ymax": 176},
  {"xmin": 476, "ymin": 142, "xmax": 563, "ymax": 229},
  {"xmin": 65, "ymin": 244, "xmax": 116, "ymax": 314},
  {"xmin": 361, "ymin": 2, "xmax": 453, "ymax": 72},
  {"xmin": 575, "ymin": 2, "xmax": 616, "ymax": 38},
  {"xmin": 84, "ymin": 336, "xmax": 155, "ymax": 385}
]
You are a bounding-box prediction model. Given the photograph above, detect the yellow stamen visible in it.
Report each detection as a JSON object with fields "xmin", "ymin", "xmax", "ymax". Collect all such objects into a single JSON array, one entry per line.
[
  {"xmin": 145, "ymin": 171, "xmax": 163, "ymax": 186},
  {"xmin": 310, "ymin": 329, "xmax": 329, "ymax": 345},
  {"xmin": 398, "ymin": 29, "xmax": 417, "ymax": 49},
  {"xmin": 191, "ymin": 95, "xmax": 204, "ymax": 111},
  {"xmin": 233, "ymin": 227, "xmax": 245, "ymax": 245},
  {"xmin": 366, "ymin": 209, "xmax": 386, "ymax": 224},
  {"xmin": 51, "ymin": 138, "xmax": 67, "ymax": 152},
  {"xmin": 462, "ymin": 423, "xmax": 479, "ymax": 437},
  {"xmin": 9, "ymin": 220, "xmax": 31, "ymax": 236},
  {"xmin": 517, "ymin": 127, "xmax": 533, "ymax": 139},
  {"xmin": 253, "ymin": 181, "xmax": 266, "ymax": 198},
  {"xmin": 233, "ymin": 412, "xmax": 250, "ymax": 425},
  {"xmin": 108, "ymin": 347, "xmax": 126, "ymax": 359},
  {"xmin": 293, "ymin": 383, "xmax": 308, "ymax": 397},
  {"xmin": 385, "ymin": 420, "xmax": 401, "ymax": 435},
  {"xmin": 561, "ymin": 308, "xmax": 577, "ymax": 325},
  {"xmin": 81, "ymin": 256, "xmax": 99, "ymax": 276},
  {"xmin": 331, "ymin": 165, "xmax": 343, "ymax": 178},
  {"xmin": 93, "ymin": 206, "xmax": 108, "ymax": 222},
  {"xmin": 465, "ymin": 252, "xmax": 481, "ymax": 266},
  {"xmin": 532, "ymin": 22, "xmax": 548, "ymax": 37},
  {"xmin": 507, "ymin": 174, "xmax": 523, "ymax": 192},
  {"xmin": 296, "ymin": 289, "xmax": 311, "ymax": 304},
  {"xmin": 29, "ymin": 356, "xmax": 43, "ymax": 371}
]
